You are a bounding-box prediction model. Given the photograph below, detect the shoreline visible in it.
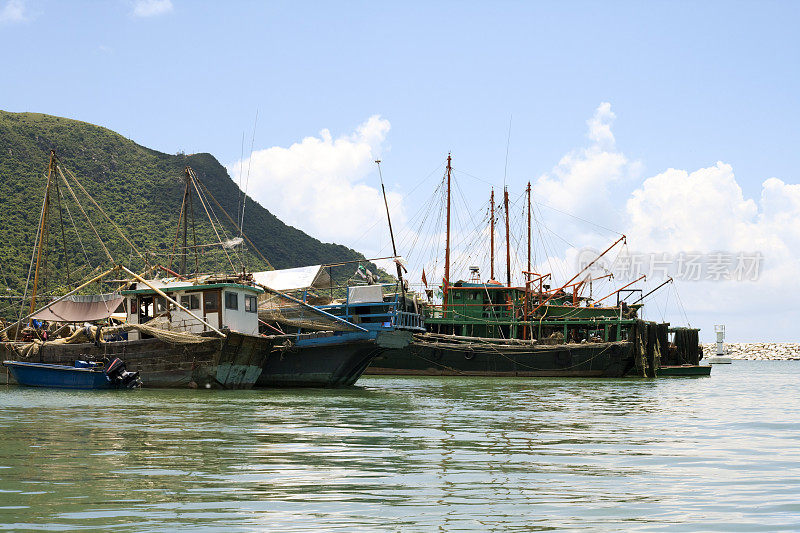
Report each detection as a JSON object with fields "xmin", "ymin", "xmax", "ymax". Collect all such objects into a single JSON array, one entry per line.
[{"xmin": 702, "ymin": 343, "xmax": 800, "ymax": 361}]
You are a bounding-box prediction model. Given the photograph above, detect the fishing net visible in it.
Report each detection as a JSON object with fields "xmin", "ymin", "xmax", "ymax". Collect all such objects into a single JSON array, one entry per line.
[{"xmin": 258, "ymin": 290, "xmax": 361, "ymax": 332}]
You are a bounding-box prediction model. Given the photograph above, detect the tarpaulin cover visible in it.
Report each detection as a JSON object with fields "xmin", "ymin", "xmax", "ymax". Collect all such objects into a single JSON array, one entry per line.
[
  {"xmin": 252, "ymin": 265, "xmax": 331, "ymax": 292},
  {"xmin": 31, "ymin": 293, "xmax": 124, "ymax": 323}
]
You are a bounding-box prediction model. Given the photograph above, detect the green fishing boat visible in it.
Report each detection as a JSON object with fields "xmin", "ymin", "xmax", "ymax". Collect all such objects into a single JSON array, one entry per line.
[{"xmin": 365, "ymin": 154, "xmax": 707, "ymax": 378}]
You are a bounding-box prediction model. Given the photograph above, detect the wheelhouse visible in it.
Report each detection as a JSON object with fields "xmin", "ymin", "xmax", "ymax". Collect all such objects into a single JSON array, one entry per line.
[{"xmin": 120, "ymin": 282, "xmax": 263, "ymax": 339}]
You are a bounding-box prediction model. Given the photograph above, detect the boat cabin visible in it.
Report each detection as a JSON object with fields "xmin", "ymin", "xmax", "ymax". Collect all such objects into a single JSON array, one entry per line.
[{"xmin": 120, "ymin": 282, "xmax": 263, "ymax": 339}]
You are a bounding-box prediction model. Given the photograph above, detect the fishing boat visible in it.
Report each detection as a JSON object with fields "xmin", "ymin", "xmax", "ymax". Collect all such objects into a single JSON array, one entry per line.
[
  {"xmin": 0, "ymin": 152, "xmax": 411, "ymax": 388},
  {"xmin": 358, "ymin": 154, "xmax": 707, "ymax": 378},
  {"xmin": 3, "ymin": 358, "xmax": 141, "ymax": 389},
  {"xmin": 252, "ymin": 269, "xmax": 420, "ymax": 387}
]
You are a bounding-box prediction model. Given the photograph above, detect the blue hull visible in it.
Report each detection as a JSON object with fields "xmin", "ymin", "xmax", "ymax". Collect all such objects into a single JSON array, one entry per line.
[{"xmin": 3, "ymin": 361, "xmax": 111, "ymax": 390}]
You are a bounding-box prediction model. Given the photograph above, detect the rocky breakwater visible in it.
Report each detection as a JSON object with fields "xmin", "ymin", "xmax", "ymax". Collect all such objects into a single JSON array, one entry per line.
[{"xmin": 702, "ymin": 343, "xmax": 800, "ymax": 360}]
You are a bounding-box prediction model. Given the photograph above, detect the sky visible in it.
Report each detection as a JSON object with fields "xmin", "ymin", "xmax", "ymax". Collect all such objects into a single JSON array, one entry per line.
[{"xmin": 1, "ymin": 0, "xmax": 799, "ymax": 341}]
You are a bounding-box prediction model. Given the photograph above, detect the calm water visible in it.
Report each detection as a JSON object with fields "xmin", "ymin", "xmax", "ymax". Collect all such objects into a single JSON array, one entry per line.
[{"xmin": 0, "ymin": 361, "xmax": 798, "ymax": 531}]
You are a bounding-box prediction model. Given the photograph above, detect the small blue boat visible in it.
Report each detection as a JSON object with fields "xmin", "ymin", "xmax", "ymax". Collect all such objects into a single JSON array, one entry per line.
[{"xmin": 3, "ymin": 359, "xmax": 141, "ymax": 390}]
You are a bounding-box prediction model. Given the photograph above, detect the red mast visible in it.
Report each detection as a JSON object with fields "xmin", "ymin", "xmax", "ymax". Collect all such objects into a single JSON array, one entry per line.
[
  {"xmin": 526, "ymin": 181, "xmax": 531, "ymax": 278},
  {"xmin": 490, "ymin": 188, "xmax": 495, "ymax": 281},
  {"xmin": 504, "ymin": 186, "xmax": 511, "ymax": 287},
  {"xmin": 443, "ymin": 153, "xmax": 452, "ymax": 311}
]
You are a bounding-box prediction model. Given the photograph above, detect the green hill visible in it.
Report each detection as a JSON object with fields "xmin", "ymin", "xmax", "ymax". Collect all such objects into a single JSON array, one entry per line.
[{"xmin": 0, "ymin": 111, "xmax": 367, "ymax": 295}]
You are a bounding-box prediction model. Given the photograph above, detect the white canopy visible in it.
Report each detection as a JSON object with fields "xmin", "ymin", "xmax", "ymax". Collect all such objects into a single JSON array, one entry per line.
[{"xmin": 252, "ymin": 265, "xmax": 332, "ymax": 292}]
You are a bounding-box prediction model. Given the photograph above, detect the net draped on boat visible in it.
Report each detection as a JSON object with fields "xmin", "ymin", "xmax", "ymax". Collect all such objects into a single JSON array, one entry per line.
[
  {"xmin": 3, "ymin": 316, "xmax": 216, "ymax": 359},
  {"xmin": 257, "ymin": 290, "xmax": 362, "ymax": 332}
]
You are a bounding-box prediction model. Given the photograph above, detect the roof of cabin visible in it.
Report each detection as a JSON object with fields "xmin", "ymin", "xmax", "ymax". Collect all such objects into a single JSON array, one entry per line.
[{"xmin": 120, "ymin": 282, "xmax": 264, "ymax": 296}]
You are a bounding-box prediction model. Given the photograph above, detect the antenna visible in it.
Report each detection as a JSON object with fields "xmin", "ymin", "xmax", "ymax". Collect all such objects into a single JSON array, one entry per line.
[
  {"xmin": 503, "ymin": 114, "xmax": 512, "ymax": 187},
  {"xmin": 240, "ymin": 109, "xmax": 259, "ymax": 235},
  {"xmin": 237, "ymin": 131, "xmax": 245, "ymax": 235}
]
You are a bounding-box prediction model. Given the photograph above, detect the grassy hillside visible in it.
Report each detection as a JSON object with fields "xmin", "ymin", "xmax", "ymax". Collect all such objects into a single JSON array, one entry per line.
[{"xmin": 0, "ymin": 111, "xmax": 366, "ymax": 294}]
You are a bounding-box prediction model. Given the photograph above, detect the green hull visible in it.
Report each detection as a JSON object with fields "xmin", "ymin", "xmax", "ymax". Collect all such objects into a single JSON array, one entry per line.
[{"xmin": 657, "ymin": 365, "xmax": 711, "ymax": 377}]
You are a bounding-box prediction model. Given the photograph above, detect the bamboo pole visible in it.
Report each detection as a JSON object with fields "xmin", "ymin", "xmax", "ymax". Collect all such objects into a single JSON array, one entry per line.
[{"xmin": 29, "ymin": 151, "xmax": 56, "ymax": 318}]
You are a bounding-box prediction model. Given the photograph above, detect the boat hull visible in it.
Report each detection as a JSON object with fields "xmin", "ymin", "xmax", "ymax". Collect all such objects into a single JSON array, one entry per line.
[
  {"xmin": 256, "ymin": 330, "xmax": 414, "ymax": 388},
  {"xmin": 368, "ymin": 336, "xmax": 635, "ymax": 378},
  {"xmin": 0, "ymin": 332, "xmax": 271, "ymax": 389},
  {"xmin": 4, "ymin": 361, "xmax": 111, "ymax": 389},
  {"xmin": 657, "ymin": 365, "xmax": 712, "ymax": 376}
]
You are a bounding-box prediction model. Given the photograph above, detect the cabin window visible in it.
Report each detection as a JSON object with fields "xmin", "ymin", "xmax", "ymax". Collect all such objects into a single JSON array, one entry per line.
[
  {"xmin": 180, "ymin": 294, "xmax": 201, "ymax": 310},
  {"xmin": 225, "ymin": 291, "xmax": 239, "ymax": 311},
  {"xmin": 469, "ymin": 293, "xmax": 478, "ymax": 300},
  {"xmin": 204, "ymin": 291, "xmax": 220, "ymax": 312},
  {"xmin": 245, "ymin": 295, "xmax": 258, "ymax": 313},
  {"xmin": 155, "ymin": 297, "xmax": 168, "ymax": 314}
]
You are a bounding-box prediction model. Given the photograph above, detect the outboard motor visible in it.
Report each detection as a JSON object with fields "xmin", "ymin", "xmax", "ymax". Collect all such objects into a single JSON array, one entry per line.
[{"xmin": 105, "ymin": 358, "xmax": 142, "ymax": 389}]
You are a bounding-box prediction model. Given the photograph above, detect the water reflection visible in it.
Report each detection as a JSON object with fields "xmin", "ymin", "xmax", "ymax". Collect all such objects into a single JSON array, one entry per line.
[{"xmin": 0, "ymin": 362, "xmax": 798, "ymax": 530}]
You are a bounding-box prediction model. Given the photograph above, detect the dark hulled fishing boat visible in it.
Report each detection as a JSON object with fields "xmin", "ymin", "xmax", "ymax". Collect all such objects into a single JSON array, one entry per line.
[
  {"xmin": 253, "ymin": 272, "xmax": 420, "ymax": 387},
  {"xmin": 0, "ymin": 153, "xmax": 407, "ymax": 389},
  {"xmin": 361, "ymin": 154, "xmax": 706, "ymax": 378}
]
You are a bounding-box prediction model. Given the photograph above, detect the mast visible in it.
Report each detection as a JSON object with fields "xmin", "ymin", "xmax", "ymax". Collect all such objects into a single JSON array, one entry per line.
[
  {"xmin": 29, "ymin": 150, "xmax": 56, "ymax": 317},
  {"xmin": 490, "ymin": 188, "xmax": 495, "ymax": 281},
  {"xmin": 375, "ymin": 159, "xmax": 404, "ymax": 299},
  {"xmin": 525, "ymin": 181, "xmax": 532, "ymax": 326},
  {"xmin": 444, "ymin": 153, "xmax": 452, "ymax": 310},
  {"xmin": 526, "ymin": 181, "xmax": 531, "ymax": 278},
  {"xmin": 180, "ymin": 168, "xmax": 190, "ymax": 276},
  {"xmin": 504, "ymin": 186, "xmax": 510, "ymax": 287}
]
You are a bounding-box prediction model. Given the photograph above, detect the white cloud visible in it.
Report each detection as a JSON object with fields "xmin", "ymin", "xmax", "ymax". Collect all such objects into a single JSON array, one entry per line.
[
  {"xmin": 530, "ymin": 103, "xmax": 800, "ymax": 340},
  {"xmin": 132, "ymin": 0, "xmax": 173, "ymax": 17},
  {"xmin": 625, "ymin": 162, "xmax": 759, "ymax": 252},
  {"xmin": 229, "ymin": 115, "xmax": 402, "ymax": 256},
  {"xmin": 0, "ymin": 0, "xmax": 26, "ymax": 23},
  {"xmin": 534, "ymin": 103, "xmax": 639, "ymax": 222},
  {"xmin": 587, "ymin": 101, "xmax": 616, "ymax": 148}
]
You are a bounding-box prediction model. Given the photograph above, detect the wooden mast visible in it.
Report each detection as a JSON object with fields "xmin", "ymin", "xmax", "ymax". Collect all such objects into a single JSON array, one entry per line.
[
  {"xmin": 29, "ymin": 150, "xmax": 57, "ymax": 317},
  {"xmin": 526, "ymin": 181, "xmax": 531, "ymax": 277},
  {"xmin": 180, "ymin": 167, "xmax": 190, "ymax": 276},
  {"xmin": 525, "ymin": 181, "xmax": 532, "ymax": 330},
  {"xmin": 504, "ymin": 186, "xmax": 510, "ymax": 287},
  {"xmin": 443, "ymin": 153, "xmax": 452, "ymax": 311},
  {"xmin": 490, "ymin": 188, "xmax": 495, "ymax": 281}
]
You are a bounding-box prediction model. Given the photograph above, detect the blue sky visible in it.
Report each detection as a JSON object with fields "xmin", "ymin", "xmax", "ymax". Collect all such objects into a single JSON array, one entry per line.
[{"xmin": 2, "ymin": 0, "xmax": 800, "ymax": 340}]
